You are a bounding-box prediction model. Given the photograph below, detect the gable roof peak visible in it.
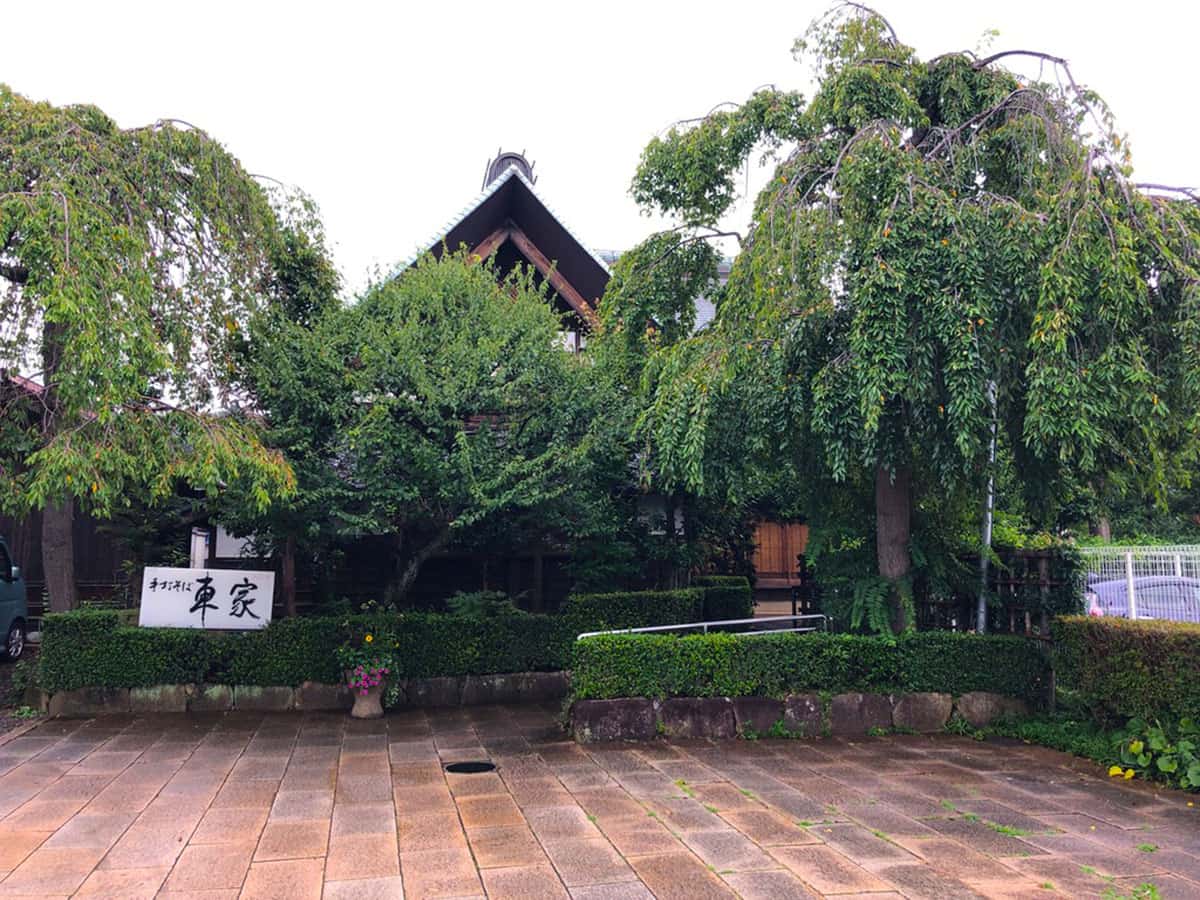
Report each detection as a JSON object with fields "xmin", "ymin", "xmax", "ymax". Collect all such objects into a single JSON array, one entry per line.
[{"xmin": 483, "ymin": 149, "xmax": 535, "ymax": 189}]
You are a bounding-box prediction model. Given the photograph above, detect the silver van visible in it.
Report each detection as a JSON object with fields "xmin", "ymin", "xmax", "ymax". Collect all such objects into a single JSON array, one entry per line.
[{"xmin": 0, "ymin": 536, "xmax": 27, "ymax": 660}]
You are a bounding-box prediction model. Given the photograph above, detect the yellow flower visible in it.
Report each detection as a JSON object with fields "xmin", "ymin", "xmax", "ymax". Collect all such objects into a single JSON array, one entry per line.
[
  {"xmin": 941, "ymin": 238, "xmax": 949, "ymax": 246},
  {"xmin": 1108, "ymin": 765, "xmax": 1124, "ymax": 778},
  {"xmin": 365, "ymin": 634, "xmax": 374, "ymax": 643},
  {"xmin": 1123, "ymin": 768, "xmax": 1135, "ymax": 780}
]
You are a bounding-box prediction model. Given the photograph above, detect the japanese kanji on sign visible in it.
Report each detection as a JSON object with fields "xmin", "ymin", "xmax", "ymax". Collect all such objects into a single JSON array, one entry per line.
[{"xmin": 138, "ymin": 567, "xmax": 275, "ymax": 630}]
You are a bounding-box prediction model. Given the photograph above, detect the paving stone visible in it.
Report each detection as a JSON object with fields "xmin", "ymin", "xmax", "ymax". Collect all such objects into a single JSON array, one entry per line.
[
  {"xmin": 397, "ymin": 810, "xmax": 468, "ymax": 852},
  {"xmin": 525, "ymin": 804, "xmax": 602, "ymax": 841},
  {"xmin": 721, "ymin": 808, "xmax": 821, "ymax": 846},
  {"xmin": 324, "ymin": 832, "xmax": 401, "ymax": 880},
  {"xmin": 872, "ymin": 863, "xmax": 989, "ymax": 899},
  {"xmin": 239, "ymin": 857, "xmax": 324, "ymax": 900},
  {"xmin": 544, "ymin": 837, "xmax": 638, "ymax": 885},
  {"xmin": 627, "ymin": 851, "xmax": 739, "ymax": 899},
  {"xmin": 41, "ymin": 811, "xmax": 134, "ymax": 850},
  {"xmin": 469, "ymin": 824, "xmax": 547, "ymax": 868},
  {"xmin": 162, "ymin": 841, "xmax": 256, "ymax": 892},
  {"xmin": 400, "ymin": 846, "xmax": 483, "ymax": 897},
  {"xmin": 322, "ymin": 875, "xmax": 406, "ymax": 900},
  {"xmin": 331, "ymin": 801, "xmax": 395, "ymax": 836},
  {"xmin": 719, "ymin": 870, "xmax": 820, "ymax": 899},
  {"xmin": 681, "ymin": 827, "xmax": 780, "ymax": 871},
  {"xmin": 268, "ymin": 789, "xmax": 333, "ymax": 821},
  {"xmin": 188, "ymin": 806, "xmax": 268, "ymax": 844},
  {"xmin": 569, "ymin": 884, "xmax": 656, "ymax": 900},
  {"xmin": 0, "ymin": 829, "xmax": 50, "ymax": 870},
  {"xmin": 254, "ymin": 820, "xmax": 329, "ymax": 860},
  {"xmin": 768, "ymin": 845, "xmax": 893, "ymax": 894},
  {"xmin": 0, "ymin": 845, "xmax": 105, "ymax": 894},
  {"xmin": 73, "ymin": 865, "xmax": 170, "ymax": 898},
  {"xmin": 481, "ymin": 863, "xmax": 572, "ymax": 899},
  {"xmin": 814, "ymin": 823, "xmax": 918, "ymax": 864},
  {"xmin": 210, "ymin": 780, "xmax": 278, "ymax": 809},
  {"xmin": 457, "ymin": 793, "xmax": 525, "ymax": 829}
]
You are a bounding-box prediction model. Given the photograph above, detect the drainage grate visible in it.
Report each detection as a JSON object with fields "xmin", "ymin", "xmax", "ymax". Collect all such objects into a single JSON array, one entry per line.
[{"xmin": 444, "ymin": 761, "xmax": 496, "ymax": 774}]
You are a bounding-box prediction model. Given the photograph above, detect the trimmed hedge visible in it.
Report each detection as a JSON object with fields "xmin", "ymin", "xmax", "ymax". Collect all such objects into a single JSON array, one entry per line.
[
  {"xmin": 38, "ymin": 587, "xmax": 700, "ymax": 693},
  {"xmin": 693, "ymin": 576, "xmax": 754, "ymax": 620},
  {"xmin": 571, "ymin": 631, "xmax": 1050, "ymax": 704},
  {"xmin": 562, "ymin": 588, "xmax": 703, "ymax": 632},
  {"xmin": 1053, "ymin": 615, "xmax": 1200, "ymax": 722}
]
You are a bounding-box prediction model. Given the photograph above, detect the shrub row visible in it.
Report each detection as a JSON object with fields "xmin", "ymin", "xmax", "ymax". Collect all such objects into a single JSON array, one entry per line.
[
  {"xmin": 39, "ymin": 586, "xmax": 723, "ymax": 693},
  {"xmin": 693, "ymin": 576, "xmax": 754, "ymax": 620},
  {"xmin": 571, "ymin": 631, "xmax": 1050, "ymax": 704},
  {"xmin": 1052, "ymin": 615, "xmax": 1200, "ymax": 723}
]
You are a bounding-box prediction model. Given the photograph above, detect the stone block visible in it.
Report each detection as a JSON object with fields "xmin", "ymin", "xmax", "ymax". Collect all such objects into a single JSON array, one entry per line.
[
  {"xmin": 732, "ymin": 697, "xmax": 785, "ymax": 737},
  {"xmin": 954, "ymin": 692, "xmax": 1029, "ymax": 728},
  {"xmin": 190, "ymin": 684, "xmax": 233, "ymax": 712},
  {"xmin": 461, "ymin": 673, "xmax": 522, "ymax": 705},
  {"xmin": 294, "ymin": 681, "xmax": 352, "ymax": 711},
  {"xmin": 233, "ymin": 685, "xmax": 294, "ymax": 711},
  {"xmin": 892, "ymin": 692, "xmax": 952, "ymax": 733},
  {"xmin": 520, "ymin": 670, "xmax": 570, "ymax": 701},
  {"xmin": 130, "ymin": 684, "xmax": 191, "ymax": 713},
  {"xmin": 658, "ymin": 697, "xmax": 736, "ymax": 739},
  {"xmin": 830, "ymin": 692, "xmax": 892, "ymax": 735},
  {"xmin": 572, "ymin": 698, "xmax": 656, "ymax": 742},
  {"xmin": 783, "ymin": 693, "xmax": 824, "ymax": 737},
  {"xmin": 48, "ymin": 687, "xmax": 130, "ymax": 717},
  {"xmin": 406, "ymin": 676, "xmax": 463, "ymax": 708}
]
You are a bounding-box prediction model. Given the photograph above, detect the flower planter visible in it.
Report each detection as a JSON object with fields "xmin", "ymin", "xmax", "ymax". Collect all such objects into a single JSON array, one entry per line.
[{"xmin": 351, "ymin": 681, "xmax": 386, "ymax": 719}]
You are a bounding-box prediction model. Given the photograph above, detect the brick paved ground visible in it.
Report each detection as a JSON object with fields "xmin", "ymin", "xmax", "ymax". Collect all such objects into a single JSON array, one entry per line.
[{"xmin": 0, "ymin": 704, "xmax": 1196, "ymax": 899}]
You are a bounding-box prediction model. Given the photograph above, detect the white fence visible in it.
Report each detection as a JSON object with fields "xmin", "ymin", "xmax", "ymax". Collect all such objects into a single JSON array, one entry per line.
[{"xmin": 1078, "ymin": 545, "xmax": 1200, "ymax": 623}]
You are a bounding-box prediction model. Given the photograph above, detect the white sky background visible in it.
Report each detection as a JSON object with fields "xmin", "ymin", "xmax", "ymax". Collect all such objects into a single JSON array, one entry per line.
[{"xmin": 4, "ymin": 0, "xmax": 1196, "ymax": 294}]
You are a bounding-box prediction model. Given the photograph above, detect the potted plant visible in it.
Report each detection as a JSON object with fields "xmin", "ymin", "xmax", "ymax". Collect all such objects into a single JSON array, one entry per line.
[{"xmin": 337, "ymin": 628, "xmax": 394, "ymax": 719}]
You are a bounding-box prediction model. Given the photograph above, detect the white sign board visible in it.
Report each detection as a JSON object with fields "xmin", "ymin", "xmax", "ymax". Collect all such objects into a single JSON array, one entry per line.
[{"xmin": 139, "ymin": 567, "xmax": 275, "ymax": 630}]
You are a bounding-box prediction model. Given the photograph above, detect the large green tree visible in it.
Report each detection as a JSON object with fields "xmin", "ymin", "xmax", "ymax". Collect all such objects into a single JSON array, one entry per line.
[
  {"xmin": 325, "ymin": 251, "xmax": 595, "ymax": 604},
  {"xmin": 616, "ymin": 5, "xmax": 1200, "ymax": 629},
  {"xmin": 0, "ymin": 85, "xmax": 296, "ymax": 610}
]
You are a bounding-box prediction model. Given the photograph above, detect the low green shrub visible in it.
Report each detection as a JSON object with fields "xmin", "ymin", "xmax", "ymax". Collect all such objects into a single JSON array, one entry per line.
[
  {"xmin": 1052, "ymin": 616, "xmax": 1200, "ymax": 723},
  {"xmin": 562, "ymin": 588, "xmax": 703, "ymax": 633},
  {"xmin": 38, "ymin": 586, "xmax": 700, "ymax": 692},
  {"xmin": 571, "ymin": 631, "xmax": 1049, "ymax": 703},
  {"xmin": 693, "ymin": 576, "xmax": 754, "ymax": 620}
]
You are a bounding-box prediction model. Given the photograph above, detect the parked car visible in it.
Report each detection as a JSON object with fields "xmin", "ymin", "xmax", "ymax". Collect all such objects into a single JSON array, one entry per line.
[
  {"xmin": 1085, "ymin": 575, "xmax": 1200, "ymax": 624},
  {"xmin": 0, "ymin": 536, "xmax": 27, "ymax": 660}
]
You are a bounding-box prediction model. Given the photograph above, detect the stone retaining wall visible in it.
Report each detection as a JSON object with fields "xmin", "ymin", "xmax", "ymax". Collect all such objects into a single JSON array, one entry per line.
[
  {"xmin": 572, "ymin": 690, "xmax": 1028, "ymax": 742},
  {"xmin": 45, "ymin": 671, "xmax": 570, "ymax": 717}
]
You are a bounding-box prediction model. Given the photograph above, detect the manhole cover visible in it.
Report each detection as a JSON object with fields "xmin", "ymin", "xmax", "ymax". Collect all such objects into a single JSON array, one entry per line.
[{"xmin": 444, "ymin": 761, "xmax": 496, "ymax": 774}]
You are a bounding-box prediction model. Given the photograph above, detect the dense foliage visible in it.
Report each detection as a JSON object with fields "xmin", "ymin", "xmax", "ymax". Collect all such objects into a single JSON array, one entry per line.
[
  {"xmin": 36, "ymin": 586, "xmax": 711, "ymax": 691},
  {"xmin": 1053, "ymin": 615, "xmax": 1200, "ymax": 723},
  {"xmin": 608, "ymin": 6, "xmax": 1200, "ymax": 629},
  {"xmin": 692, "ymin": 575, "xmax": 755, "ymax": 620},
  {"xmin": 571, "ymin": 631, "xmax": 1049, "ymax": 703},
  {"xmin": 0, "ymin": 85, "xmax": 300, "ymax": 609}
]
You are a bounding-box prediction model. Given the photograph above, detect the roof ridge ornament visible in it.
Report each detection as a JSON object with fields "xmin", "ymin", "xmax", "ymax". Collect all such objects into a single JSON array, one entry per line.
[{"xmin": 483, "ymin": 149, "xmax": 536, "ymax": 188}]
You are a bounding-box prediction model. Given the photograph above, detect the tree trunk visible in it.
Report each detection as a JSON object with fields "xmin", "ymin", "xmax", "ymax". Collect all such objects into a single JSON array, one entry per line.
[
  {"xmin": 388, "ymin": 528, "xmax": 451, "ymax": 605},
  {"xmin": 875, "ymin": 463, "xmax": 912, "ymax": 633},
  {"xmin": 281, "ymin": 535, "xmax": 297, "ymax": 618},
  {"xmin": 42, "ymin": 499, "xmax": 76, "ymax": 612},
  {"xmin": 1090, "ymin": 517, "xmax": 1112, "ymax": 543},
  {"xmin": 41, "ymin": 320, "xmax": 77, "ymax": 612}
]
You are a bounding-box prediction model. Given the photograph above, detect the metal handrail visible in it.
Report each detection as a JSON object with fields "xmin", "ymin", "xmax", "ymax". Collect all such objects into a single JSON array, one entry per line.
[{"xmin": 576, "ymin": 613, "xmax": 827, "ymax": 641}]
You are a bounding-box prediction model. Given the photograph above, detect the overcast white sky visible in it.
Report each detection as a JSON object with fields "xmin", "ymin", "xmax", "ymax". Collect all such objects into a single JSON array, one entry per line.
[{"xmin": 5, "ymin": 1, "xmax": 1196, "ymax": 294}]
